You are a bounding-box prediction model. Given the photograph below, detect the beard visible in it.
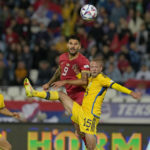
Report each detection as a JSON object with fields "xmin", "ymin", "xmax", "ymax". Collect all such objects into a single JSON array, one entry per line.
[{"xmin": 69, "ymin": 49, "xmax": 78, "ymax": 56}]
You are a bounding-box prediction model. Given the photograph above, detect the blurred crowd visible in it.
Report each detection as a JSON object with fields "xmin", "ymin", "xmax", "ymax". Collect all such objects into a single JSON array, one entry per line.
[{"xmin": 0, "ymin": 0, "xmax": 150, "ymax": 86}]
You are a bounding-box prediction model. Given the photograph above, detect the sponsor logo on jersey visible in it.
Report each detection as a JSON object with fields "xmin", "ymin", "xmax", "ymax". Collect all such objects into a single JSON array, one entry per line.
[{"xmin": 84, "ymin": 65, "xmax": 89, "ymax": 68}]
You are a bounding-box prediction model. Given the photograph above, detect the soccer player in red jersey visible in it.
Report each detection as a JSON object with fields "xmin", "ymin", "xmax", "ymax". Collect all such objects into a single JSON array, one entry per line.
[{"xmin": 42, "ymin": 35, "xmax": 90, "ymax": 143}]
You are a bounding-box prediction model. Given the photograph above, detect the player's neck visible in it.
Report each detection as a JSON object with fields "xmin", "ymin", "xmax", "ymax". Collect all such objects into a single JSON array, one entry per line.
[{"xmin": 68, "ymin": 52, "xmax": 79, "ymax": 60}]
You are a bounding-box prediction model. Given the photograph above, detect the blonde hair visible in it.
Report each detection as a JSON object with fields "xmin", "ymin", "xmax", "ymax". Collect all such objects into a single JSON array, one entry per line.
[{"xmin": 91, "ymin": 58, "xmax": 104, "ymax": 67}]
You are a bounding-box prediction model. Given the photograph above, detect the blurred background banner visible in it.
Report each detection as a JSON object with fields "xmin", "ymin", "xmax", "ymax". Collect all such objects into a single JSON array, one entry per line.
[
  {"xmin": 1, "ymin": 100, "xmax": 150, "ymax": 124},
  {"xmin": 101, "ymin": 102, "xmax": 150, "ymax": 124},
  {"xmin": 0, "ymin": 123, "xmax": 150, "ymax": 150}
]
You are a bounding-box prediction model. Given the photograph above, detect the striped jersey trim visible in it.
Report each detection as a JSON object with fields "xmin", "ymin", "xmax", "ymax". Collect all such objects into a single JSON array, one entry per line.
[
  {"xmin": 91, "ymin": 87, "xmax": 107, "ymax": 118},
  {"xmin": 110, "ymin": 82, "xmax": 115, "ymax": 88}
]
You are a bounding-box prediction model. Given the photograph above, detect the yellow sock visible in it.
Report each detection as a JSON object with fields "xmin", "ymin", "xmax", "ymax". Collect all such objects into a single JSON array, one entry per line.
[
  {"xmin": 48, "ymin": 91, "xmax": 59, "ymax": 100},
  {"xmin": 33, "ymin": 91, "xmax": 59, "ymax": 100},
  {"xmin": 33, "ymin": 91, "xmax": 47, "ymax": 98}
]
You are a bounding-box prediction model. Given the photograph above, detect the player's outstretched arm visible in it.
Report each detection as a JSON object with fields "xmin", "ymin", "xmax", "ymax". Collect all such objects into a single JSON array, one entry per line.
[
  {"xmin": 42, "ymin": 67, "xmax": 61, "ymax": 90},
  {"xmin": 111, "ymin": 83, "xmax": 141, "ymax": 100},
  {"xmin": 0, "ymin": 107, "xmax": 20, "ymax": 119},
  {"xmin": 130, "ymin": 91, "xmax": 142, "ymax": 99},
  {"xmin": 52, "ymin": 78, "xmax": 88, "ymax": 89},
  {"xmin": 52, "ymin": 72, "xmax": 88, "ymax": 89},
  {"xmin": 52, "ymin": 66, "xmax": 89, "ymax": 89}
]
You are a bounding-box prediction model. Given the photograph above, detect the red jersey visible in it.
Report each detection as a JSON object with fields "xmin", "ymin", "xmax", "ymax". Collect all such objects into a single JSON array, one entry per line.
[{"xmin": 59, "ymin": 52, "xmax": 90, "ymax": 105}]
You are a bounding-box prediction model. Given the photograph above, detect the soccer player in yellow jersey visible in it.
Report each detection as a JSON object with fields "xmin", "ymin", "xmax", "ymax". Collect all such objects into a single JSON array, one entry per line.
[
  {"xmin": 24, "ymin": 59, "xmax": 141, "ymax": 150},
  {"xmin": 0, "ymin": 94, "xmax": 20, "ymax": 150}
]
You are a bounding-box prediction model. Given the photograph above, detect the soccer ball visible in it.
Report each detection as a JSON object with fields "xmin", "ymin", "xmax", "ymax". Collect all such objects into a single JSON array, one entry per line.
[{"xmin": 80, "ymin": 4, "xmax": 97, "ymax": 21}]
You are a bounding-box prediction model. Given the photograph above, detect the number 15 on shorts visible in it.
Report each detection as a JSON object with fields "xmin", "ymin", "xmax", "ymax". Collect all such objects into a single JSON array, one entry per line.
[{"xmin": 83, "ymin": 118, "xmax": 92, "ymax": 131}]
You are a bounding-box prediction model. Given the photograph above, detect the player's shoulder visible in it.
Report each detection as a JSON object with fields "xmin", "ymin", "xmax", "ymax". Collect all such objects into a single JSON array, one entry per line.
[
  {"xmin": 59, "ymin": 52, "xmax": 68, "ymax": 58},
  {"xmin": 59, "ymin": 52, "xmax": 68, "ymax": 60},
  {"xmin": 77, "ymin": 53, "xmax": 89, "ymax": 65},
  {"xmin": 97, "ymin": 73, "xmax": 109, "ymax": 79}
]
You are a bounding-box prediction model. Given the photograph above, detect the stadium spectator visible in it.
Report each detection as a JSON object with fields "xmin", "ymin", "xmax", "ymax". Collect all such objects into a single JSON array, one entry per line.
[
  {"xmin": 5, "ymin": 28, "xmax": 19, "ymax": 45},
  {"xmin": 118, "ymin": 45, "xmax": 130, "ymax": 62},
  {"xmin": 105, "ymin": 63, "xmax": 122, "ymax": 83},
  {"xmin": 54, "ymin": 35, "xmax": 67, "ymax": 53},
  {"xmin": 102, "ymin": 44, "xmax": 113, "ymax": 60},
  {"xmin": 38, "ymin": 40, "xmax": 49, "ymax": 60},
  {"xmin": 129, "ymin": 42, "xmax": 141, "ymax": 72},
  {"xmin": 117, "ymin": 54, "xmax": 130, "ymax": 74},
  {"xmin": 87, "ymin": 45, "xmax": 99, "ymax": 61},
  {"xmin": 105, "ymin": 55, "xmax": 117, "ymax": 70},
  {"xmin": 36, "ymin": 60, "xmax": 52, "ymax": 86},
  {"xmin": 62, "ymin": 0, "xmax": 74, "ymax": 21},
  {"xmin": 128, "ymin": 10, "xmax": 144, "ymax": 35},
  {"xmin": 20, "ymin": 17, "xmax": 31, "ymax": 41},
  {"xmin": 122, "ymin": 65, "xmax": 135, "ymax": 82},
  {"xmin": 14, "ymin": 60, "xmax": 28, "ymax": 85},
  {"xmin": 136, "ymin": 23, "xmax": 148, "ymax": 53},
  {"xmin": 61, "ymin": 1, "xmax": 79, "ymax": 37},
  {"xmin": 31, "ymin": 45, "xmax": 41, "ymax": 69},
  {"xmin": 77, "ymin": 27, "xmax": 89, "ymax": 49},
  {"xmin": 110, "ymin": 24, "xmax": 129, "ymax": 53},
  {"xmin": 30, "ymin": 19, "xmax": 40, "ymax": 39},
  {"xmin": 107, "ymin": 21, "xmax": 117, "ymax": 42},
  {"xmin": 48, "ymin": 13, "xmax": 61, "ymax": 37},
  {"xmin": 110, "ymin": 0, "xmax": 127, "ymax": 25},
  {"xmin": 22, "ymin": 45, "xmax": 32, "ymax": 70},
  {"xmin": 89, "ymin": 21, "xmax": 103, "ymax": 45},
  {"xmin": 47, "ymin": 44, "xmax": 60, "ymax": 68},
  {"xmin": 36, "ymin": 23, "xmax": 51, "ymax": 43},
  {"xmin": 136, "ymin": 64, "xmax": 150, "ymax": 80}
]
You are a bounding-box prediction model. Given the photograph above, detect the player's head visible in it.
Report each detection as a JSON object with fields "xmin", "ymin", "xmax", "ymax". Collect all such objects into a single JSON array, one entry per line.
[
  {"xmin": 90, "ymin": 59, "xmax": 104, "ymax": 77},
  {"xmin": 67, "ymin": 35, "xmax": 81, "ymax": 56}
]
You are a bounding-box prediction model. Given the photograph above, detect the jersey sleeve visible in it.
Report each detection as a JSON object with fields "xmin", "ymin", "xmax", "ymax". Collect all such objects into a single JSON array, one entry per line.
[
  {"xmin": 79, "ymin": 57, "xmax": 90, "ymax": 72},
  {"xmin": 99, "ymin": 74, "xmax": 114, "ymax": 87},
  {"xmin": 111, "ymin": 83, "xmax": 132, "ymax": 95},
  {"xmin": 0, "ymin": 94, "xmax": 5, "ymax": 109}
]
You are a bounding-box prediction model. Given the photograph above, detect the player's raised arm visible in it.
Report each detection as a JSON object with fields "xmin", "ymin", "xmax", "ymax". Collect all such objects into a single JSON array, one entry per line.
[
  {"xmin": 42, "ymin": 66, "xmax": 61, "ymax": 90},
  {"xmin": 110, "ymin": 82, "xmax": 142, "ymax": 100},
  {"xmin": 99, "ymin": 75, "xmax": 141, "ymax": 100},
  {"xmin": 52, "ymin": 76, "xmax": 88, "ymax": 89},
  {"xmin": 52, "ymin": 66, "xmax": 89, "ymax": 89},
  {"xmin": 69, "ymin": 70, "xmax": 89, "ymax": 85}
]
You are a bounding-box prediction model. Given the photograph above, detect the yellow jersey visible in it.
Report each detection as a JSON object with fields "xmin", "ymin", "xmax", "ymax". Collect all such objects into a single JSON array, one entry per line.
[
  {"xmin": 82, "ymin": 73, "xmax": 113, "ymax": 118},
  {"xmin": 0, "ymin": 94, "xmax": 5, "ymax": 109}
]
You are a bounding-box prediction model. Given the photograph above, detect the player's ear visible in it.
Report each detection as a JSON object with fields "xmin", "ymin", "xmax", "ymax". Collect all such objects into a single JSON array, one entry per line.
[
  {"xmin": 78, "ymin": 43, "xmax": 81, "ymax": 49},
  {"xmin": 100, "ymin": 65, "xmax": 103, "ymax": 72}
]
